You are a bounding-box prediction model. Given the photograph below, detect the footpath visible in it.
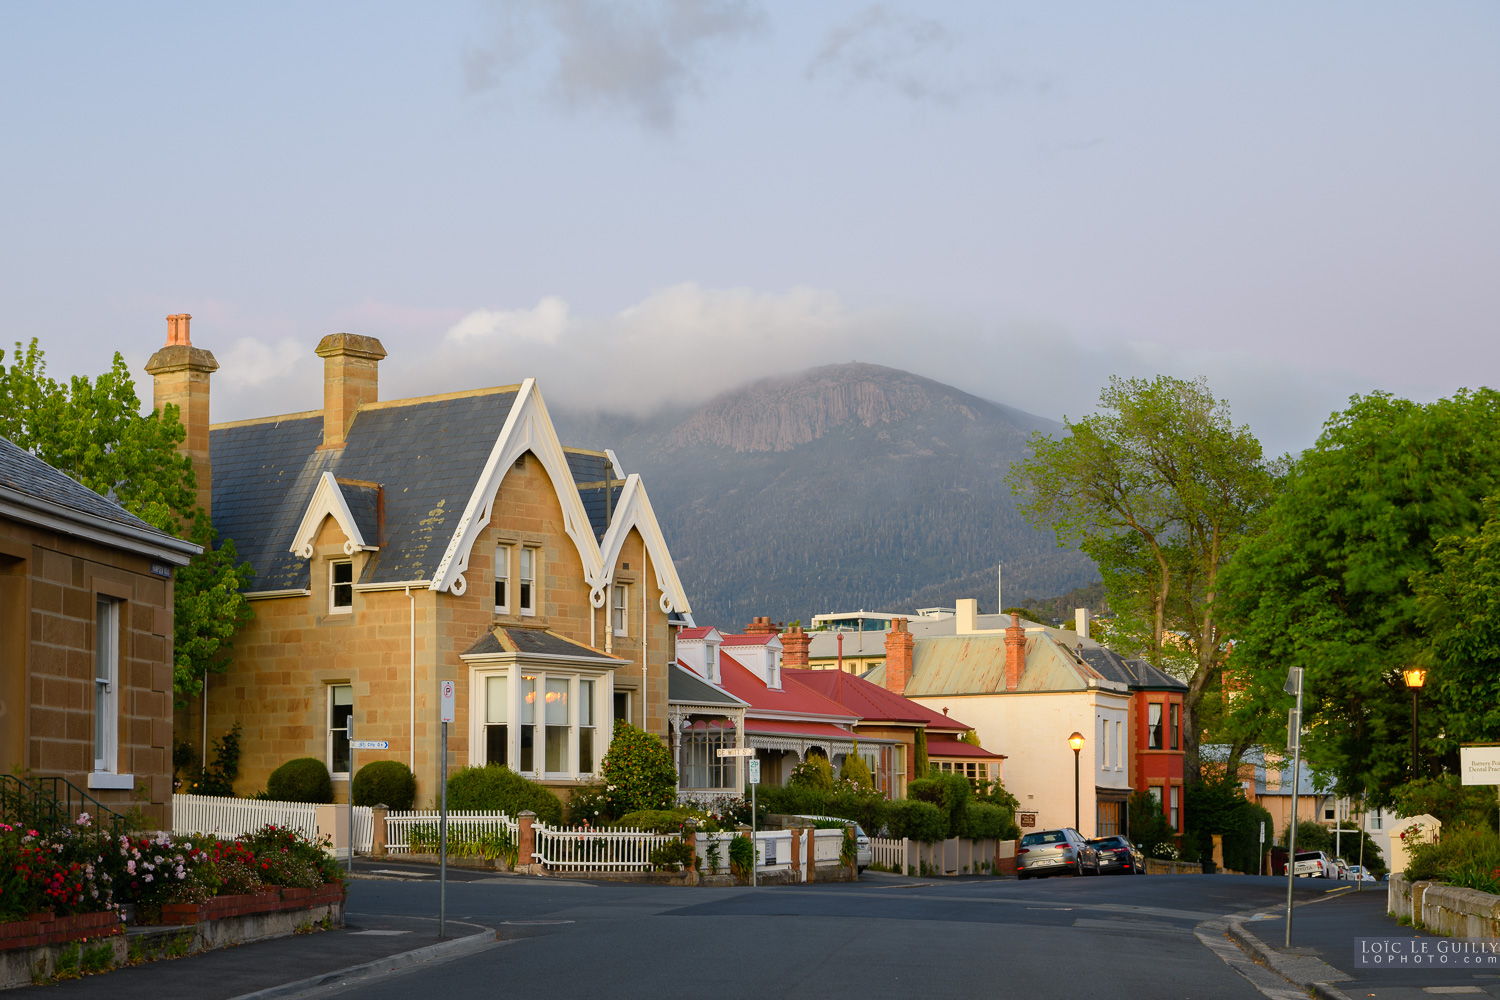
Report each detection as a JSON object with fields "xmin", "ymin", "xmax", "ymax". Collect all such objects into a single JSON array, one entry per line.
[
  {"xmin": 1229, "ymin": 884, "xmax": 1500, "ymax": 999},
  {"xmin": 8, "ymin": 907, "xmax": 501, "ymax": 1000}
]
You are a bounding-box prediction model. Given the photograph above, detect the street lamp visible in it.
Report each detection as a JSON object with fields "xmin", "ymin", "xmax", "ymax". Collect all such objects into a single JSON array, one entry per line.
[
  {"xmin": 1068, "ymin": 732, "xmax": 1085, "ymax": 831},
  {"xmin": 1403, "ymin": 667, "xmax": 1427, "ymax": 775}
]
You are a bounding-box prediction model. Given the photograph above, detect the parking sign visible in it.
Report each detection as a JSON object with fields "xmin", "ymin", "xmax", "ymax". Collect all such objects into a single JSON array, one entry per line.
[
  {"xmin": 747, "ymin": 758, "xmax": 761, "ymax": 784},
  {"xmin": 440, "ymin": 680, "xmax": 456, "ymax": 723}
]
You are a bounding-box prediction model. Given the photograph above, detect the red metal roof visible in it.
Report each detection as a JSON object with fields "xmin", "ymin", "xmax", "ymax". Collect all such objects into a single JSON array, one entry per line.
[
  {"xmin": 784, "ymin": 667, "xmax": 972, "ymax": 732},
  {"xmin": 715, "ymin": 654, "xmax": 859, "ymax": 722},
  {"xmin": 927, "ymin": 737, "xmax": 1004, "ymax": 760},
  {"xmin": 743, "ymin": 719, "xmax": 860, "ymax": 740},
  {"xmin": 720, "ymin": 634, "xmax": 778, "ymax": 646}
]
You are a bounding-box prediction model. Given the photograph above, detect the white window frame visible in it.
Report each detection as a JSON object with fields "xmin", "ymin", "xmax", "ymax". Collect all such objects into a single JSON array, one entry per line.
[
  {"xmin": 1115, "ymin": 720, "xmax": 1123, "ymax": 771},
  {"xmin": 612, "ymin": 584, "xmax": 628, "ymax": 637},
  {"xmin": 93, "ymin": 598, "xmax": 119, "ymax": 775},
  {"xmin": 1099, "ymin": 717, "xmax": 1107, "ymax": 772},
  {"xmin": 494, "ymin": 545, "xmax": 510, "ymax": 614},
  {"xmin": 518, "ymin": 547, "xmax": 537, "ymax": 616},
  {"xmin": 328, "ymin": 684, "xmax": 353, "ymax": 777},
  {"xmin": 329, "ymin": 559, "xmax": 353, "ymax": 615},
  {"xmin": 472, "ymin": 665, "xmax": 609, "ymax": 779},
  {"xmin": 766, "ymin": 650, "xmax": 780, "ymax": 689}
]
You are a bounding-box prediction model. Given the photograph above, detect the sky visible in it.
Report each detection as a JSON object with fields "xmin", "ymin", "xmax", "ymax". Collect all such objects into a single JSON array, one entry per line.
[{"xmin": 1, "ymin": 1, "xmax": 1495, "ymax": 456}]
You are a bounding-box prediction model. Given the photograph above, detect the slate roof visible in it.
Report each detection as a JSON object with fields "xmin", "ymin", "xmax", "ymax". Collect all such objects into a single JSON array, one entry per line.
[
  {"xmin": 340, "ymin": 481, "xmax": 381, "ymax": 544},
  {"xmin": 564, "ymin": 449, "xmax": 625, "ymax": 542},
  {"xmin": 0, "ymin": 437, "xmax": 169, "ymax": 536},
  {"xmin": 210, "ymin": 390, "xmax": 520, "ymax": 590},
  {"xmin": 460, "ymin": 626, "xmax": 626, "ymax": 663},
  {"xmin": 669, "ymin": 662, "xmax": 747, "ymax": 707},
  {"xmin": 1080, "ymin": 649, "xmax": 1187, "ymax": 691}
]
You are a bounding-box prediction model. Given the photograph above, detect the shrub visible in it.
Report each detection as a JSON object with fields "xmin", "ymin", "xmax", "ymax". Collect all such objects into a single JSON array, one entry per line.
[
  {"xmin": 838, "ymin": 752, "xmax": 874, "ymax": 791},
  {"xmin": 267, "ymin": 758, "xmax": 334, "ymax": 804},
  {"xmin": 728, "ymin": 834, "xmax": 755, "ymax": 880},
  {"xmin": 884, "ymin": 799, "xmax": 947, "ymax": 842},
  {"xmin": 910, "ymin": 773, "xmax": 971, "ymax": 835},
  {"xmin": 445, "ymin": 764, "xmax": 563, "ymax": 824},
  {"xmin": 789, "ymin": 754, "xmax": 834, "ymax": 793},
  {"xmin": 961, "ymin": 802, "xmax": 1015, "ymax": 840},
  {"xmin": 1127, "ymin": 789, "xmax": 1176, "ymax": 859},
  {"xmin": 616, "ymin": 809, "xmax": 699, "ymax": 833},
  {"xmin": 565, "ymin": 783, "xmax": 616, "ymax": 826},
  {"xmin": 914, "ymin": 728, "xmax": 929, "ymax": 776},
  {"xmin": 600, "ymin": 721, "xmax": 677, "ymax": 814},
  {"xmin": 1392, "ymin": 774, "xmax": 1500, "ymax": 830},
  {"xmin": 649, "ymin": 840, "xmax": 696, "ymax": 872},
  {"xmin": 352, "ymin": 759, "xmax": 417, "ymax": 810},
  {"xmin": 1405, "ymin": 825, "xmax": 1500, "ymax": 890}
]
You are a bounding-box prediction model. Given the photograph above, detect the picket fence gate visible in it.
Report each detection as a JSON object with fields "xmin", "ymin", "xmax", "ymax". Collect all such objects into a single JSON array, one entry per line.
[{"xmin": 531, "ymin": 822, "xmax": 677, "ymax": 872}]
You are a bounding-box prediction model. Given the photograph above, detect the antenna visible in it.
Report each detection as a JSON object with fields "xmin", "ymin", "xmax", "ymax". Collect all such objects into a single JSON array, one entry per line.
[{"xmin": 997, "ymin": 564, "xmax": 1003, "ymax": 616}]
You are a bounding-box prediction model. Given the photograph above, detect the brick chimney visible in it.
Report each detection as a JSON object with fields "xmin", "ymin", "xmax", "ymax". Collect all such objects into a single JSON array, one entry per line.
[
  {"xmin": 743, "ymin": 616, "xmax": 781, "ymax": 636},
  {"xmin": 885, "ymin": 617, "xmax": 913, "ymax": 695},
  {"xmin": 1004, "ymin": 612, "xmax": 1026, "ymax": 691},
  {"xmin": 145, "ymin": 314, "xmax": 218, "ymax": 516},
  {"xmin": 780, "ymin": 624, "xmax": 811, "ymax": 667},
  {"xmin": 315, "ymin": 333, "xmax": 387, "ymax": 449}
]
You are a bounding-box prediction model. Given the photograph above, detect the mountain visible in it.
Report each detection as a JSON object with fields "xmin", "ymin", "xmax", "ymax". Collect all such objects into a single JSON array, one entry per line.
[{"xmin": 553, "ymin": 362, "xmax": 1098, "ymax": 631}]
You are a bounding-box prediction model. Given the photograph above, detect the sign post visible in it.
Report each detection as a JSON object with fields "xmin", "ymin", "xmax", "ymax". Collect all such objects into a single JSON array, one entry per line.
[
  {"xmin": 346, "ymin": 718, "xmax": 355, "ymax": 873},
  {"xmin": 1284, "ymin": 667, "xmax": 1305, "ymax": 948},
  {"xmin": 439, "ymin": 680, "xmax": 456, "ymax": 939},
  {"xmin": 1259, "ymin": 821, "xmax": 1265, "ymax": 876},
  {"xmin": 747, "ymin": 757, "xmax": 761, "ymax": 888}
]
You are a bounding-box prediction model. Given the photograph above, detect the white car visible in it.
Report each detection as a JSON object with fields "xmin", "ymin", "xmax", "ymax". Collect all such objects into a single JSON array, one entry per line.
[
  {"xmin": 1346, "ymin": 865, "xmax": 1378, "ymax": 882},
  {"xmin": 1292, "ymin": 850, "xmax": 1336, "ymax": 878}
]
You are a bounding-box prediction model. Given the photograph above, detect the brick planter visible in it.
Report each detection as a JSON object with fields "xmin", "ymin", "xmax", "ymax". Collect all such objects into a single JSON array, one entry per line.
[
  {"xmin": 160, "ymin": 884, "xmax": 345, "ymax": 924},
  {"xmin": 0, "ymin": 909, "xmax": 122, "ymax": 952}
]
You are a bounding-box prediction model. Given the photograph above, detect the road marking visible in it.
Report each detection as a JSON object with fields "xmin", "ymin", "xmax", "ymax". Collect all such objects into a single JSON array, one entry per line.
[
  {"xmin": 368, "ymin": 869, "xmax": 436, "ymax": 878},
  {"xmin": 349, "ymin": 930, "xmax": 411, "ymax": 936}
]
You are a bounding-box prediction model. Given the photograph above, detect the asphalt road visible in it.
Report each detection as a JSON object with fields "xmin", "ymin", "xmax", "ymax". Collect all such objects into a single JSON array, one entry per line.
[{"xmin": 330, "ymin": 871, "xmax": 1331, "ymax": 1000}]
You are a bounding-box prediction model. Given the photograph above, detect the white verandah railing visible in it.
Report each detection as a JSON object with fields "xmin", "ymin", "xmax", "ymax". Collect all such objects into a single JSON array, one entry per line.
[
  {"xmin": 531, "ymin": 822, "xmax": 677, "ymax": 872},
  {"xmin": 382, "ymin": 811, "xmax": 519, "ymax": 854}
]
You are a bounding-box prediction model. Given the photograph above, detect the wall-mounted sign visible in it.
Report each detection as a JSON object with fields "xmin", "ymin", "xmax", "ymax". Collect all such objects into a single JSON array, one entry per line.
[{"xmin": 1018, "ymin": 811, "xmax": 1038, "ymax": 828}]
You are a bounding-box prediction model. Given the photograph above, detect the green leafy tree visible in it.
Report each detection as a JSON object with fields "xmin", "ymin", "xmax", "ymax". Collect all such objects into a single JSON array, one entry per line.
[
  {"xmin": 600, "ymin": 720, "xmax": 677, "ymax": 813},
  {"xmin": 913, "ymin": 728, "xmax": 929, "ymax": 776},
  {"xmin": 1390, "ymin": 774, "xmax": 1498, "ymax": 830},
  {"xmin": 1220, "ymin": 390, "xmax": 1500, "ymax": 802},
  {"xmin": 789, "ymin": 753, "xmax": 835, "ymax": 793},
  {"xmin": 838, "ymin": 750, "xmax": 874, "ymax": 791},
  {"xmin": 1125, "ymin": 789, "xmax": 1176, "ymax": 859},
  {"xmin": 0, "ymin": 339, "xmax": 254, "ymax": 702},
  {"xmin": 1007, "ymin": 375, "xmax": 1282, "ymax": 778}
]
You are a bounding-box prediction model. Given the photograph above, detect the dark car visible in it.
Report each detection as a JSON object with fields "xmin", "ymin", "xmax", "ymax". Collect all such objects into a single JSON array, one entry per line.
[
  {"xmin": 1088, "ymin": 835, "xmax": 1145, "ymax": 875},
  {"xmin": 1016, "ymin": 828, "xmax": 1100, "ymax": 879}
]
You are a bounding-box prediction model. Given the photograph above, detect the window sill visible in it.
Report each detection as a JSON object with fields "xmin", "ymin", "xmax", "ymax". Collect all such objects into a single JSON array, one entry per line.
[{"xmin": 88, "ymin": 772, "xmax": 135, "ymax": 790}]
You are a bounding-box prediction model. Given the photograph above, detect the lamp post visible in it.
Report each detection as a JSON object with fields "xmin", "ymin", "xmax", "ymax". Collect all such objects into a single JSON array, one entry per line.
[
  {"xmin": 1069, "ymin": 732, "xmax": 1085, "ymax": 831},
  {"xmin": 1403, "ymin": 667, "xmax": 1427, "ymax": 775}
]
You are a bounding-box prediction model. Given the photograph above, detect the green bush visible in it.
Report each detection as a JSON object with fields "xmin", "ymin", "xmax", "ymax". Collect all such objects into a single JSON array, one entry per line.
[
  {"xmin": 910, "ymin": 773, "xmax": 971, "ymax": 835},
  {"xmin": 1407, "ymin": 825, "xmax": 1500, "ymax": 890},
  {"xmin": 616, "ymin": 809, "xmax": 699, "ymax": 833},
  {"xmin": 565, "ymin": 783, "xmax": 615, "ymax": 826},
  {"xmin": 352, "ymin": 759, "xmax": 416, "ymax": 810},
  {"xmin": 755, "ymin": 783, "xmax": 889, "ymax": 834},
  {"xmin": 885, "ymin": 799, "xmax": 947, "ymax": 842},
  {"xmin": 1126, "ymin": 789, "xmax": 1176, "ymax": 859},
  {"xmin": 1185, "ymin": 776, "xmax": 1276, "ymax": 874},
  {"xmin": 600, "ymin": 721, "xmax": 677, "ymax": 814},
  {"xmin": 649, "ymin": 840, "xmax": 696, "ymax": 872},
  {"xmin": 445, "ymin": 764, "xmax": 563, "ymax": 824},
  {"xmin": 788, "ymin": 754, "xmax": 834, "ymax": 793},
  {"xmin": 728, "ymin": 834, "xmax": 756, "ymax": 880},
  {"xmin": 914, "ymin": 728, "xmax": 929, "ymax": 776},
  {"xmin": 961, "ymin": 802, "xmax": 1016, "ymax": 840},
  {"xmin": 266, "ymin": 757, "xmax": 334, "ymax": 804},
  {"xmin": 1392, "ymin": 775, "xmax": 1500, "ymax": 830}
]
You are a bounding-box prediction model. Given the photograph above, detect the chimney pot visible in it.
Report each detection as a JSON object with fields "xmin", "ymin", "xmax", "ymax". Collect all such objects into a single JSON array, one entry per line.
[
  {"xmin": 145, "ymin": 314, "xmax": 217, "ymax": 514},
  {"xmin": 316, "ymin": 333, "xmax": 387, "ymax": 449}
]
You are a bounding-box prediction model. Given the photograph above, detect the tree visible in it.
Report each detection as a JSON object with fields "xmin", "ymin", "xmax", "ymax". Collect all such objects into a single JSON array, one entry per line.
[
  {"xmin": 1220, "ymin": 390, "xmax": 1500, "ymax": 803},
  {"xmin": 599, "ymin": 720, "xmax": 677, "ymax": 812},
  {"xmin": 0, "ymin": 339, "xmax": 254, "ymax": 702},
  {"xmin": 1007, "ymin": 376, "xmax": 1281, "ymax": 779}
]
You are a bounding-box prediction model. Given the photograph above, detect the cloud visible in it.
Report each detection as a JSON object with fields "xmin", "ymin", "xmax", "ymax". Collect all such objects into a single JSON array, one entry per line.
[
  {"xmin": 192, "ymin": 284, "xmax": 1379, "ymax": 459},
  {"xmin": 807, "ymin": 5, "xmax": 1026, "ymax": 106},
  {"xmin": 465, "ymin": 0, "xmax": 767, "ymax": 130}
]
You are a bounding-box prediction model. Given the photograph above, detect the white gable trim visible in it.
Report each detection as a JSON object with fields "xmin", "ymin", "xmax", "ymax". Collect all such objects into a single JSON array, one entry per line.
[
  {"xmin": 289, "ymin": 472, "xmax": 376, "ymax": 558},
  {"xmin": 429, "ymin": 379, "xmax": 607, "ymax": 599},
  {"xmin": 598, "ymin": 475, "xmax": 692, "ymax": 615}
]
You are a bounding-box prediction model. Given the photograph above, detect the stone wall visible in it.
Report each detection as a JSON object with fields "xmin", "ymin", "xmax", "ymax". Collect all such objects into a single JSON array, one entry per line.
[{"xmin": 1390, "ymin": 873, "xmax": 1500, "ymax": 938}]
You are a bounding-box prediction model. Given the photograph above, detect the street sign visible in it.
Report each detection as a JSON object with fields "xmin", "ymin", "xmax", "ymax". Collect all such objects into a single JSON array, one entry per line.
[
  {"xmin": 350, "ymin": 740, "xmax": 389, "ymax": 750},
  {"xmin": 1284, "ymin": 667, "xmax": 1303, "ymax": 696},
  {"xmin": 1460, "ymin": 746, "xmax": 1500, "ymax": 785},
  {"xmin": 717, "ymin": 747, "xmax": 755, "ymax": 757},
  {"xmin": 440, "ymin": 680, "xmax": 456, "ymax": 723},
  {"xmin": 747, "ymin": 758, "xmax": 761, "ymax": 784},
  {"xmin": 1287, "ymin": 707, "xmax": 1300, "ymax": 751}
]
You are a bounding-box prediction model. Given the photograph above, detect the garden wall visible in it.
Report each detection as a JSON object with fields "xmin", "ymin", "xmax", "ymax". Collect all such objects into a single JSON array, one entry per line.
[{"xmin": 1389, "ymin": 873, "xmax": 1500, "ymax": 938}]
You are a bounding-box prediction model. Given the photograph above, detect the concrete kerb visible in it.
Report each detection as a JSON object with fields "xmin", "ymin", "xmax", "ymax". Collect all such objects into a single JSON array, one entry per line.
[
  {"xmin": 1200, "ymin": 891, "xmax": 1363, "ymax": 1000},
  {"xmin": 225, "ymin": 919, "xmax": 502, "ymax": 1000}
]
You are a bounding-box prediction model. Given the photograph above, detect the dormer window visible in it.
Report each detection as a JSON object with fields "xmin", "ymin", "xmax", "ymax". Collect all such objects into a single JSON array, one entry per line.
[
  {"xmin": 707, "ymin": 643, "xmax": 719, "ymax": 683},
  {"xmin": 329, "ymin": 560, "xmax": 353, "ymax": 614},
  {"xmin": 767, "ymin": 650, "xmax": 780, "ymax": 689}
]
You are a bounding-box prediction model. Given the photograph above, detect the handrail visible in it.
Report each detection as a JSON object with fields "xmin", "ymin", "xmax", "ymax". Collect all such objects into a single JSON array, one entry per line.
[{"xmin": 0, "ymin": 773, "xmax": 131, "ymax": 838}]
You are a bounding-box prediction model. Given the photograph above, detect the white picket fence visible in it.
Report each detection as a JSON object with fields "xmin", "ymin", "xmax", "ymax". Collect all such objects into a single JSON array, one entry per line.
[
  {"xmin": 869, "ymin": 836, "xmax": 1012, "ymax": 875},
  {"xmin": 172, "ymin": 794, "xmax": 374, "ymax": 853},
  {"xmin": 532, "ymin": 822, "xmax": 678, "ymax": 872},
  {"xmin": 871, "ymin": 836, "xmax": 906, "ymax": 872},
  {"xmin": 383, "ymin": 810, "xmax": 518, "ymax": 854}
]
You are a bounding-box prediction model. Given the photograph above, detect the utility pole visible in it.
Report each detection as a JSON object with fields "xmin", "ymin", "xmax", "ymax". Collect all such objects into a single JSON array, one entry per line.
[{"xmin": 1284, "ymin": 667, "xmax": 1305, "ymax": 948}]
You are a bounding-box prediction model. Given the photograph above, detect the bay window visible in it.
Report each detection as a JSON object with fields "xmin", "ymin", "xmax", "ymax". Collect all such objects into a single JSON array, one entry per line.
[
  {"xmin": 1147, "ymin": 703, "xmax": 1163, "ymax": 750},
  {"xmin": 544, "ymin": 677, "xmax": 570, "ymax": 773},
  {"xmin": 1169, "ymin": 702, "xmax": 1180, "ymax": 751},
  {"xmin": 474, "ymin": 666, "xmax": 608, "ymax": 779},
  {"xmin": 485, "ymin": 675, "xmax": 508, "ymax": 766},
  {"xmin": 579, "ymin": 679, "xmax": 596, "ymax": 773}
]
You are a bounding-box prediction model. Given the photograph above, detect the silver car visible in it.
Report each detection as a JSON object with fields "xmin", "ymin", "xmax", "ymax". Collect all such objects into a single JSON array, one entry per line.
[
  {"xmin": 794, "ymin": 815, "xmax": 872, "ymax": 871},
  {"xmin": 1016, "ymin": 828, "xmax": 1100, "ymax": 879}
]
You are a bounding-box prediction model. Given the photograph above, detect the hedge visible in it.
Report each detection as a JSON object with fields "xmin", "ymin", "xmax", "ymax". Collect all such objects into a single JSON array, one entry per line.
[
  {"xmin": 445, "ymin": 764, "xmax": 563, "ymax": 824},
  {"xmin": 352, "ymin": 759, "xmax": 417, "ymax": 810},
  {"xmin": 267, "ymin": 758, "xmax": 334, "ymax": 804}
]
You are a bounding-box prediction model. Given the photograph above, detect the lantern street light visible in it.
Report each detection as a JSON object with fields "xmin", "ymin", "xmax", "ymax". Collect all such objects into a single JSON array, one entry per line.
[
  {"xmin": 1068, "ymin": 732, "xmax": 1085, "ymax": 831},
  {"xmin": 1403, "ymin": 667, "xmax": 1427, "ymax": 775}
]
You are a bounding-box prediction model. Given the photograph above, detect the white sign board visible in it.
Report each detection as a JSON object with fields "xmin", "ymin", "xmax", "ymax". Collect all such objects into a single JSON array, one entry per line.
[
  {"xmin": 1460, "ymin": 746, "xmax": 1500, "ymax": 785},
  {"xmin": 747, "ymin": 758, "xmax": 761, "ymax": 784},
  {"xmin": 350, "ymin": 740, "xmax": 389, "ymax": 750},
  {"xmin": 440, "ymin": 680, "xmax": 456, "ymax": 724},
  {"xmin": 717, "ymin": 747, "xmax": 755, "ymax": 757}
]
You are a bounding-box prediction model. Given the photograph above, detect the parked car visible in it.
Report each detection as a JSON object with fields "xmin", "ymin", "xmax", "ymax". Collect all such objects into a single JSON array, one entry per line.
[
  {"xmin": 1346, "ymin": 865, "xmax": 1378, "ymax": 882},
  {"xmin": 793, "ymin": 815, "xmax": 872, "ymax": 871},
  {"xmin": 1088, "ymin": 835, "xmax": 1146, "ymax": 875},
  {"xmin": 1292, "ymin": 850, "xmax": 1336, "ymax": 878},
  {"xmin": 1331, "ymin": 857, "xmax": 1351, "ymax": 880},
  {"xmin": 1017, "ymin": 828, "xmax": 1100, "ymax": 879}
]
